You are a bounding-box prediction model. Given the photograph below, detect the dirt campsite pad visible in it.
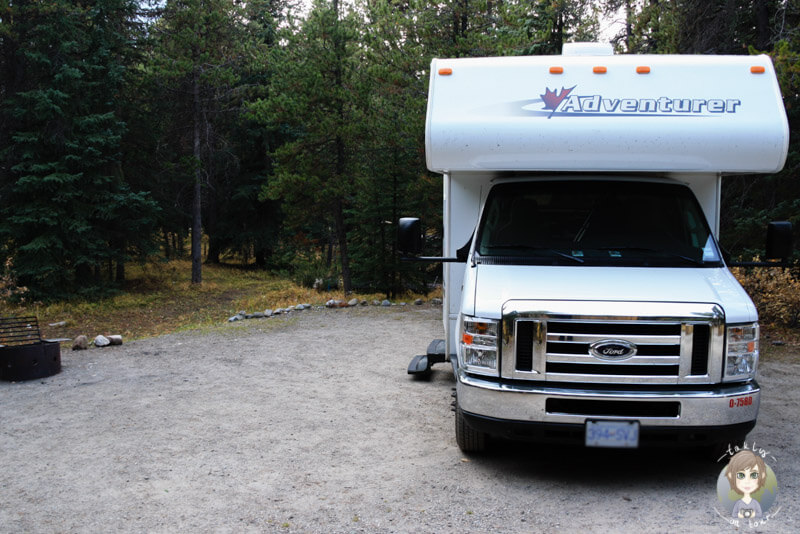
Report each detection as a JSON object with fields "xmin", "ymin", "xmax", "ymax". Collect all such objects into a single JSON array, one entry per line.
[{"xmin": 1, "ymin": 305, "xmax": 798, "ymax": 533}]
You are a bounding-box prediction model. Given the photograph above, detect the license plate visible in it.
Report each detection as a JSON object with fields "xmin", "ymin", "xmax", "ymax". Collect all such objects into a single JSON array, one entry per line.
[{"xmin": 585, "ymin": 420, "xmax": 639, "ymax": 448}]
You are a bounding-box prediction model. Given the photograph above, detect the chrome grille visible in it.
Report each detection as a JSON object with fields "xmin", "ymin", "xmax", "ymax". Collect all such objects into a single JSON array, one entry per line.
[{"xmin": 501, "ymin": 301, "xmax": 724, "ymax": 385}]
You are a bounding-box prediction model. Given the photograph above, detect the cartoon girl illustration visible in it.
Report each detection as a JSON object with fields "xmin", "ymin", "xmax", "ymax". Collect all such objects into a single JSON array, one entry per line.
[{"xmin": 725, "ymin": 450, "xmax": 767, "ymax": 519}]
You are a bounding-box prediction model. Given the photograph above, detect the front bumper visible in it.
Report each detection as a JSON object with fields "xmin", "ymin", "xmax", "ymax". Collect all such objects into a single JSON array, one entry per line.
[{"xmin": 457, "ymin": 366, "xmax": 759, "ymax": 446}]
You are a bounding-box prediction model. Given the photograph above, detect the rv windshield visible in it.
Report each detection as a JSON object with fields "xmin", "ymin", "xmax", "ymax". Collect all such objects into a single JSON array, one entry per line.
[{"xmin": 476, "ymin": 180, "xmax": 723, "ymax": 267}]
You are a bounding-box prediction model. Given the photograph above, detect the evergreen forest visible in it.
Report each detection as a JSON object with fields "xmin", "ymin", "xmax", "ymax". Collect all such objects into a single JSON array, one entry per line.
[{"xmin": 1, "ymin": 0, "xmax": 798, "ymax": 301}]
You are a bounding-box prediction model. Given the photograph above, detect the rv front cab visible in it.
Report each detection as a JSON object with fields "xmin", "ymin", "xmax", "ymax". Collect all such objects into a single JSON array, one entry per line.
[{"xmin": 405, "ymin": 44, "xmax": 790, "ymax": 454}]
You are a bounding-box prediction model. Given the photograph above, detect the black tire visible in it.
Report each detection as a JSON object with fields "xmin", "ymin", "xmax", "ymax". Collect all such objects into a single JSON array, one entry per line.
[{"xmin": 455, "ymin": 403, "xmax": 487, "ymax": 453}]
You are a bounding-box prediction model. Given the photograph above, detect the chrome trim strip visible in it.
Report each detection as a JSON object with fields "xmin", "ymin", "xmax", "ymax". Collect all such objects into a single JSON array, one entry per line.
[
  {"xmin": 547, "ymin": 354, "xmax": 680, "ymax": 365},
  {"xmin": 544, "ymin": 373, "xmax": 678, "ymax": 385},
  {"xmin": 547, "ymin": 333, "xmax": 680, "ymax": 345}
]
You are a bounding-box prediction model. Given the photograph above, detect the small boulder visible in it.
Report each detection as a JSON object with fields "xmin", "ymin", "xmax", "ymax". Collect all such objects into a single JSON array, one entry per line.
[
  {"xmin": 107, "ymin": 335, "xmax": 123, "ymax": 346},
  {"xmin": 71, "ymin": 335, "xmax": 88, "ymax": 351},
  {"xmin": 348, "ymin": 298, "xmax": 359, "ymax": 307},
  {"xmin": 94, "ymin": 335, "xmax": 110, "ymax": 347},
  {"xmin": 264, "ymin": 309, "xmax": 273, "ymax": 317},
  {"xmin": 414, "ymin": 299, "xmax": 423, "ymax": 305},
  {"xmin": 381, "ymin": 300, "xmax": 391, "ymax": 307}
]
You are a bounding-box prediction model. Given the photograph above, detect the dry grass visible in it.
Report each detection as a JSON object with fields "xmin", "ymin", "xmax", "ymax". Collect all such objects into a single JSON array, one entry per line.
[
  {"xmin": 0, "ymin": 260, "xmax": 440, "ymax": 343},
  {"xmin": 2, "ymin": 259, "xmax": 796, "ymax": 361}
]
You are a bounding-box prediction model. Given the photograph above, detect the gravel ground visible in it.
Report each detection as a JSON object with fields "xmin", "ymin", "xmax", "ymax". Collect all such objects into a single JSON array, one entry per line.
[{"xmin": 1, "ymin": 305, "xmax": 797, "ymax": 533}]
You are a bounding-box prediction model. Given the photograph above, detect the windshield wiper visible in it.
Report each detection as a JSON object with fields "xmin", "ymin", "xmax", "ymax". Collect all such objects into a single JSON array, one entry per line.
[
  {"xmin": 599, "ymin": 247, "xmax": 704, "ymax": 266},
  {"xmin": 484, "ymin": 244, "xmax": 584, "ymax": 264}
]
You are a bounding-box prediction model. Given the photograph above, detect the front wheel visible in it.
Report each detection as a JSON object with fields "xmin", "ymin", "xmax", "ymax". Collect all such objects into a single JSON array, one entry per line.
[{"xmin": 455, "ymin": 403, "xmax": 487, "ymax": 453}]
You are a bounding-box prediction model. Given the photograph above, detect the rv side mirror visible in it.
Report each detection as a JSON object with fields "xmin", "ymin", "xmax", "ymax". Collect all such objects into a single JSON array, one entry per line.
[
  {"xmin": 765, "ymin": 221, "xmax": 793, "ymax": 261},
  {"xmin": 398, "ymin": 217, "xmax": 423, "ymax": 255}
]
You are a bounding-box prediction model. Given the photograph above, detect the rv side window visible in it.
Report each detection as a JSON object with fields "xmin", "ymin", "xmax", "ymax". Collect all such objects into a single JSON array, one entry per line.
[{"xmin": 476, "ymin": 180, "xmax": 722, "ymax": 267}]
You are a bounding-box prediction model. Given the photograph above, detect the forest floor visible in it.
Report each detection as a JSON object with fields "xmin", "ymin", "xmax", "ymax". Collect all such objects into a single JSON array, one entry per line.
[{"xmin": 0, "ymin": 260, "xmax": 437, "ymax": 345}]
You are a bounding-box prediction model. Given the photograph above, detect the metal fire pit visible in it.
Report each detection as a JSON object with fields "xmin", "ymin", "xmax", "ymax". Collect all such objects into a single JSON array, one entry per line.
[{"xmin": 0, "ymin": 316, "xmax": 62, "ymax": 381}]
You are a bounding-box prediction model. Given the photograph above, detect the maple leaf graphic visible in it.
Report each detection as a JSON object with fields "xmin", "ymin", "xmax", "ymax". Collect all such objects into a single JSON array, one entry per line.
[{"xmin": 540, "ymin": 86, "xmax": 575, "ymax": 111}]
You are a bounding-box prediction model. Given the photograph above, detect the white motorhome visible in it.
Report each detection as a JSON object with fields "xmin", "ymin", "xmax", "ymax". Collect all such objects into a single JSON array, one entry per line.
[{"xmin": 400, "ymin": 43, "xmax": 791, "ymax": 453}]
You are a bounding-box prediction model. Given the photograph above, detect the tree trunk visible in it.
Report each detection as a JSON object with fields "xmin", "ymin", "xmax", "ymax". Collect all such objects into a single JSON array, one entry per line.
[
  {"xmin": 116, "ymin": 259, "xmax": 125, "ymax": 283},
  {"xmin": 334, "ymin": 197, "xmax": 352, "ymax": 294},
  {"xmin": 162, "ymin": 230, "xmax": 171, "ymax": 260},
  {"xmin": 206, "ymin": 239, "xmax": 221, "ymax": 264},
  {"xmin": 625, "ymin": 0, "xmax": 632, "ymax": 52},
  {"xmin": 755, "ymin": 0, "xmax": 770, "ymax": 50},
  {"xmin": 191, "ymin": 69, "xmax": 202, "ymax": 284}
]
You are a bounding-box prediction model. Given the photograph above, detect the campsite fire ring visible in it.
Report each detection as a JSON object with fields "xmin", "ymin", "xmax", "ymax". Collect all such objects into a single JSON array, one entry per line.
[{"xmin": 0, "ymin": 316, "xmax": 61, "ymax": 381}]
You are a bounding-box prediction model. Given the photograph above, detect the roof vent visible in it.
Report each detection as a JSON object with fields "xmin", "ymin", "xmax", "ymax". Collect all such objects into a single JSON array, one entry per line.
[{"xmin": 562, "ymin": 42, "xmax": 614, "ymax": 56}]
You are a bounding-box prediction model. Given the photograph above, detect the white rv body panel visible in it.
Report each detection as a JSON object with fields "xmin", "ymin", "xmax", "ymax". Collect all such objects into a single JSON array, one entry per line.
[{"xmin": 427, "ymin": 54, "xmax": 789, "ymax": 174}]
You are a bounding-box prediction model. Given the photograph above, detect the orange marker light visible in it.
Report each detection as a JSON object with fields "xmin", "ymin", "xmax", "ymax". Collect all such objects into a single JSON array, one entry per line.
[
  {"xmin": 750, "ymin": 66, "xmax": 766, "ymax": 74},
  {"xmin": 636, "ymin": 66, "xmax": 651, "ymax": 74},
  {"xmin": 550, "ymin": 66, "xmax": 564, "ymax": 74},
  {"xmin": 593, "ymin": 66, "xmax": 607, "ymax": 74},
  {"xmin": 462, "ymin": 333, "xmax": 474, "ymax": 345},
  {"xmin": 438, "ymin": 67, "xmax": 453, "ymax": 76}
]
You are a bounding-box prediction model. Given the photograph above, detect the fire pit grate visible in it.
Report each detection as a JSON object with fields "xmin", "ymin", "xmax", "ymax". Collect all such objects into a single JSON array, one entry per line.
[{"xmin": 0, "ymin": 316, "xmax": 62, "ymax": 381}]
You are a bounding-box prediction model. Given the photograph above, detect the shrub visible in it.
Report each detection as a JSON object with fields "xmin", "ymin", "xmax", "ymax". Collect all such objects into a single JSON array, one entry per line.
[
  {"xmin": 0, "ymin": 258, "xmax": 29, "ymax": 302},
  {"xmin": 732, "ymin": 264, "xmax": 800, "ymax": 327},
  {"xmin": 287, "ymin": 257, "xmax": 339, "ymax": 291}
]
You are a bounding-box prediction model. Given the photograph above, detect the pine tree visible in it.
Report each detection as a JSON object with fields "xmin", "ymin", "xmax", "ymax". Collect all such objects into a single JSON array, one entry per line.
[
  {"xmin": 254, "ymin": 0, "xmax": 365, "ymax": 293},
  {"xmin": 202, "ymin": 0, "xmax": 287, "ymax": 267},
  {"xmin": 149, "ymin": 0, "xmax": 264, "ymax": 283},
  {"xmin": 0, "ymin": 0, "xmax": 158, "ymax": 299}
]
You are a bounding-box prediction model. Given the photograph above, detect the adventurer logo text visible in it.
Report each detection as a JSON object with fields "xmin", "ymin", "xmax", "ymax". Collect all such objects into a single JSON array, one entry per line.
[{"xmin": 539, "ymin": 86, "xmax": 741, "ymax": 117}]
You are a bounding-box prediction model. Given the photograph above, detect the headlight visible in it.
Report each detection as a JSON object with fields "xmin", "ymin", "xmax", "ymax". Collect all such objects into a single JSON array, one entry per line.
[
  {"xmin": 460, "ymin": 317, "xmax": 499, "ymax": 375},
  {"xmin": 724, "ymin": 323, "xmax": 759, "ymax": 381}
]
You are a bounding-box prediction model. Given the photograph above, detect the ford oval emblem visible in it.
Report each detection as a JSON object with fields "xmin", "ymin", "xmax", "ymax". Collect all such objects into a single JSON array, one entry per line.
[{"xmin": 589, "ymin": 339, "xmax": 637, "ymax": 361}]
